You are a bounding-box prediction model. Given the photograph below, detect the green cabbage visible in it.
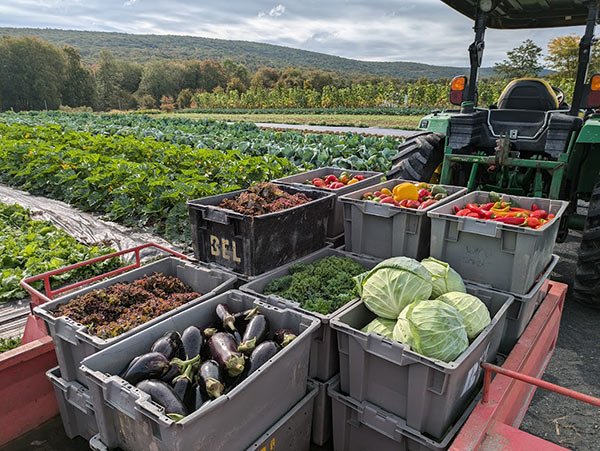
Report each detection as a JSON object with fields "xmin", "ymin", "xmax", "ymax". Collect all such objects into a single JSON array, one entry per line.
[
  {"xmin": 355, "ymin": 257, "xmax": 432, "ymax": 319},
  {"xmin": 421, "ymin": 257, "xmax": 466, "ymax": 298},
  {"xmin": 393, "ymin": 299, "xmax": 469, "ymax": 363},
  {"xmin": 361, "ymin": 317, "xmax": 396, "ymax": 339},
  {"xmin": 436, "ymin": 292, "xmax": 491, "ymax": 340}
]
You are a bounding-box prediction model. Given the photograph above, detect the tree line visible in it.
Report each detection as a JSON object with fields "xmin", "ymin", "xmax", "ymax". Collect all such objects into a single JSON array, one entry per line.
[{"xmin": 0, "ymin": 35, "xmax": 593, "ymax": 112}]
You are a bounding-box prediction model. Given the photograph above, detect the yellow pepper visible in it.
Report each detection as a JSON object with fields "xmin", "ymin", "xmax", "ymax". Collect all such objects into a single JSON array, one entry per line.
[
  {"xmin": 392, "ymin": 182, "xmax": 419, "ymax": 201},
  {"xmin": 380, "ymin": 187, "xmax": 393, "ymax": 196},
  {"xmin": 347, "ymin": 178, "xmax": 359, "ymax": 185}
]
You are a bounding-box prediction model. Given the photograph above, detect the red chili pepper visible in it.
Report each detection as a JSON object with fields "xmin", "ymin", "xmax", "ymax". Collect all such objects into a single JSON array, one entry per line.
[
  {"xmin": 466, "ymin": 203, "xmax": 486, "ymax": 217},
  {"xmin": 456, "ymin": 208, "xmax": 471, "ymax": 217},
  {"xmin": 480, "ymin": 202, "xmax": 495, "ymax": 211},
  {"xmin": 453, "ymin": 205, "xmax": 460, "ymax": 214},
  {"xmin": 467, "ymin": 212, "xmax": 481, "ymax": 218},
  {"xmin": 325, "ymin": 175, "xmax": 338, "ymax": 184},
  {"xmin": 547, "ymin": 213, "xmax": 555, "ymax": 220},
  {"xmin": 526, "ymin": 217, "xmax": 541, "ymax": 228},
  {"xmin": 530, "ymin": 209, "xmax": 547, "ymax": 219},
  {"xmin": 482, "ymin": 210, "xmax": 495, "ymax": 220},
  {"xmin": 494, "ymin": 216, "xmax": 526, "ymax": 226},
  {"xmin": 418, "ymin": 199, "xmax": 437, "ymax": 210},
  {"xmin": 532, "ymin": 203, "xmax": 539, "ymax": 211},
  {"xmin": 510, "ymin": 207, "xmax": 531, "ymax": 213}
]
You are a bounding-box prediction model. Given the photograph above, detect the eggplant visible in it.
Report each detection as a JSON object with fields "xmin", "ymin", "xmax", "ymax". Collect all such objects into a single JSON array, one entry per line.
[
  {"xmin": 274, "ymin": 329, "xmax": 297, "ymax": 348},
  {"xmin": 208, "ymin": 332, "xmax": 245, "ymax": 377},
  {"xmin": 194, "ymin": 383, "xmax": 211, "ymax": 411},
  {"xmin": 203, "ymin": 327, "xmax": 218, "ymax": 338},
  {"xmin": 121, "ymin": 354, "xmax": 142, "ymax": 378},
  {"xmin": 160, "ymin": 363, "xmax": 181, "ymax": 384},
  {"xmin": 232, "ymin": 330, "xmax": 242, "ymax": 346},
  {"xmin": 136, "ymin": 379, "xmax": 187, "ymax": 418},
  {"xmin": 233, "ymin": 306, "xmax": 260, "ymax": 331},
  {"xmin": 151, "ymin": 337, "xmax": 178, "ymax": 360},
  {"xmin": 199, "ymin": 360, "xmax": 224, "ymax": 399},
  {"xmin": 152, "ymin": 331, "xmax": 185, "ymax": 360},
  {"xmin": 216, "ymin": 303, "xmax": 236, "ymax": 331},
  {"xmin": 181, "ymin": 326, "xmax": 203, "ymax": 359},
  {"xmin": 238, "ymin": 314, "xmax": 269, "ymax": 354},
  {"xmin": 122, "ymin": 352, "xmax": 169, "ymax": 385},
  {"xmin": 173, "ymin": 370, "xmax": 195, "ymax": 413},
  {"xmin": 248, "ymin": 340, "xmax": 280, "ymax": 375}
]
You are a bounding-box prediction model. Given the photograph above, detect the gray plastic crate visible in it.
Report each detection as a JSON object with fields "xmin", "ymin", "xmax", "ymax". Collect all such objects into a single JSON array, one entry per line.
[
  {"xmin": 330, "ymin": 285, "xmax": 513, "ymax": 440},
  {"xmin": 340, "ymin": 180, "xmax": 467, "ymax": 260},
  {"xmin": 427, "ymin": 191, "xmax": 569, "ymax": 294},
  {"xmin": 245, "ymin": 381, "xmax": 318, "ymax": 451},
  {"xmin": 89, "ymin": 383, "xmax": 318, "ymax": 451},
  {"xmin": 33, "ymin": 257, "xmax": 237, "ymax": 386},
  {"xmin": 240, "ymin": 247, "xmax": 381, "ymax": 381},
  {"xmin": 274, "ymin": 167, "xmax": 382, "ymax": 237},
  {"xmin": 467, "ymin": 254, "xmax": 559, "ymax": 355},
  {"xmin": 310, "ymin": 375, "xmax": 336, "ymax": 446},
  {"xmin": 188, "ymin": 185, "xmax": 335, "ymax": 277},
  {"xmin": 47, "ymin": 366, "xmax": 98, "ymax": 441},
  {"xmin": 80, "ymin": 290, "xmax": 320, "ymax": 451},
  {"xmin": 328, "ymin": 377, "xmax": 479, "ymax": 451}
]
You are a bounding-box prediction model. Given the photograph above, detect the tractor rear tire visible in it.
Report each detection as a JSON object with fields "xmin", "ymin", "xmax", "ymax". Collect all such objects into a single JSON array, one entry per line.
[
  {"xmin": 387, "ymin": 132, "xmax": 445, "ymax": 181},
  {"xmin": 573, "ymin": 177, "xmax": 600, "ymax": 309}
]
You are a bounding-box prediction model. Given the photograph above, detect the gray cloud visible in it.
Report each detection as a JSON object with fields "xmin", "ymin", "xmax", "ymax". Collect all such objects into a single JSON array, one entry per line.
[{"xmin": 0, "ymin": 0, "xmax": 584, "ymax": 66}]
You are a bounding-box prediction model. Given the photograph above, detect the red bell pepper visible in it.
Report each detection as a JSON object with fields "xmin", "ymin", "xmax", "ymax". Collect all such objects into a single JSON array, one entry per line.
[
  {"xmin": 526, "ymin": 217, "xmax": 542, "ymax": 228},
  {"xmin": 532, "ymin": 203, "xmax": 539, "ymax": 211},
  {"xmin": 418, "ymin": 199, "xmax": 437, "ymax": 209},
  {"xmin": 467, "ymin": 212, "xmax": 481, "ymax": 218}
]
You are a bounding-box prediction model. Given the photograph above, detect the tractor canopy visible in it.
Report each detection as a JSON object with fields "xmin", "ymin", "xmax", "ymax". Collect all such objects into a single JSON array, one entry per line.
[{"xmin": 441, "ymin": 0, "xmax": 597, "ymax": 29}]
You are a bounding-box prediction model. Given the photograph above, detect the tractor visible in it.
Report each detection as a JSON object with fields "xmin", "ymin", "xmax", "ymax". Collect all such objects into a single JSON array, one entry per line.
[{"xmin": 389, "ymin": 0, "xmax": 600, "ymax": 308}]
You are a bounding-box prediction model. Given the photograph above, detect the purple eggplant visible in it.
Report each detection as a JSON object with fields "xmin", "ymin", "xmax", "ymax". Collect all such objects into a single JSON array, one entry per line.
[
  {"xmin": 122, "ymin": 352, "xmax": 169, "ymax": 385},
  {"xmin": 216, "ymin": 303, "xmax": 236, "ymax": 331},
  {"xmin": 208, "ymin": 332, "xmax": 245, "ymax": 377},
  {"xmin": 181, "ymin": 326, "xmax": 203, "ymax": 360},
  {"xmin": 199, "ymin": 360, "xmax": 224, "ymax": 399},
  {"xmin": 136, "ymin": 379, "xmax": 187, "ymax": 418},
  {"xmin": 194, "ymin": 384, "xmax": 210, "ymax": 411},
  {"xmin": 151, "ymin": 337, "xmax": 178, "ymax": 360},
  {"xmin": 232, "ymin": 330, "xmax": 242, "ymax": 346},
  {"xmin": 160, "ymin": 363, "xmax": 181, "ymax": 384},
  {"xmin": 121, "ymin": 354, "xmax": 142, "ymax": 377},
  {"xmin": 203, "ymin": 327, "xmax": 218, "ymax": 339},
  {"xmin": 248, "ymin": 340, "xmax": 280, "ymax": 375},
  {"xmin": 274, "ymin": 329, "xmax": 297, "ymax": 348},
  {"xmin": 238, "ymin": 314, "xmax": 269, "ymax": 354},
  {"xmin": 233, "ymin": 306, "xmax": 260, "ymax": 331},
  {"xmin": 173, "ymin": 364, "xmax": 196, "ymax": 413}
]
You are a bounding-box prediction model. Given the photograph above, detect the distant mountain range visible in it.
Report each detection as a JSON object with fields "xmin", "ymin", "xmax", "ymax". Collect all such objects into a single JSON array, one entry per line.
[{"xmin": 0, "ymin": 27, "xmax": 495, "ymax": 79}]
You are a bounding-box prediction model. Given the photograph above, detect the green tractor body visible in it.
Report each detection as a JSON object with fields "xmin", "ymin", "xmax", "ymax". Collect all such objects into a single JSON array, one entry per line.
[{"xmin": 390, "ymin": 0, "xmax": 600, "ymax": 306}]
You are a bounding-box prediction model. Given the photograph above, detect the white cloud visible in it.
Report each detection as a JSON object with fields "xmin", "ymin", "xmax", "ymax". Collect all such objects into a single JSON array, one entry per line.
[
  {"xmin": 124, "ymin": 0, "xmax": 137, "ymax": 6},
  {"xmin": 259, "ymin": 4, "xmax": 285, "ymax": 18}
]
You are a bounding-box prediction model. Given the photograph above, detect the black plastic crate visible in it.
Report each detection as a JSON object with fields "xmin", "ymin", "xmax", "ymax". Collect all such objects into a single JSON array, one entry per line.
[{"xmin": 187, "ymin": 185, "xmax": 335, "ymax": 277}]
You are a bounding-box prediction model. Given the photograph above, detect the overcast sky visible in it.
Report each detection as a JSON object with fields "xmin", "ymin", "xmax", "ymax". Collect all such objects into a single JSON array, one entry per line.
[{"xmin": 0, "ymin": 0, "xmax": 583, "ymax": 66}]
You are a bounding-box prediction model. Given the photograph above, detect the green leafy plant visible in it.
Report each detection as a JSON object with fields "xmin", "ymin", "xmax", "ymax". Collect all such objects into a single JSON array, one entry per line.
[
  {"xmin": 0, "ymin": 202, "xmax": 120, "ymax": 303},
  {"xmin": 0, "ymin": 336, "xmax": 22, "ymax": 353}
]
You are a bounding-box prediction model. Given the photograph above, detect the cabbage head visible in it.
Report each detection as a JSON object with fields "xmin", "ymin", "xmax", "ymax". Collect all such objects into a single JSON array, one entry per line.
[
  {"xmin": 355, "ymin": 257, "xmax": 432, "ymax": 319},
  {"xmin": 436, "ymin": 292, "xmax": 491, "ymax": 340},
  {"xmin": 421, "ymin": 257, "xmax": 466, "ymax": 298},
  {"xmin": 361, "ymin": 317, "xmax": 396, "ymax": 339},
  {"xmin": 393, "ymin": 299, "xmax": 468, "ymax": 363}
]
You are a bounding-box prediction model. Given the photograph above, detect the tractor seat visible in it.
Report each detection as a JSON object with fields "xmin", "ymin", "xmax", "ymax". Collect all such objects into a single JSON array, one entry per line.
[{"xmin": 497, "ymin": 78, "xmax": 560, "ymax": 111}]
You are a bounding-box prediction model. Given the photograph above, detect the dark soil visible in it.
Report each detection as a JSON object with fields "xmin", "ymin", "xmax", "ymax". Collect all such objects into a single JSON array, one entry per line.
[{"xmin": 519, "ymin": 231, "xmax": 600, "ymax": 450}]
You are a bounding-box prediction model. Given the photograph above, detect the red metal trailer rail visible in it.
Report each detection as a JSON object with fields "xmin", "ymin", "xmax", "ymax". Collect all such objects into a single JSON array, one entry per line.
[{"xmin": 449, "ymin": 281, "xmax": 598, "ymax": 450}]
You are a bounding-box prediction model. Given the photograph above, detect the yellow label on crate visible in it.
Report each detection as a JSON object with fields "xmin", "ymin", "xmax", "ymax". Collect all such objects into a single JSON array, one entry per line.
[
  {"xmin": 209, "ymin": 235, "xmax": 242, "ymax": 263},
  {"xmin": 259, "ymin": 438, "xmax": 276, "ymax": 451}
]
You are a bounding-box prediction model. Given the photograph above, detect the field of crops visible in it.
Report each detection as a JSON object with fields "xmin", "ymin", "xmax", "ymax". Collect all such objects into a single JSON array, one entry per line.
[
  {"xmin": 0, "ymin": 112, "xmax": 402, "ymax": 242},
  {"xmin": 0, "ymin": 202, "xmax": 119, "ymax": 303}
]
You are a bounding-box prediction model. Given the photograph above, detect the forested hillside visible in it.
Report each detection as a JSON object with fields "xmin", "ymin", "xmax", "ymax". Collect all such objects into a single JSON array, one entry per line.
[{"xmin": 0, "ymin": 27, "xmax": 493, "ymax": 79}]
